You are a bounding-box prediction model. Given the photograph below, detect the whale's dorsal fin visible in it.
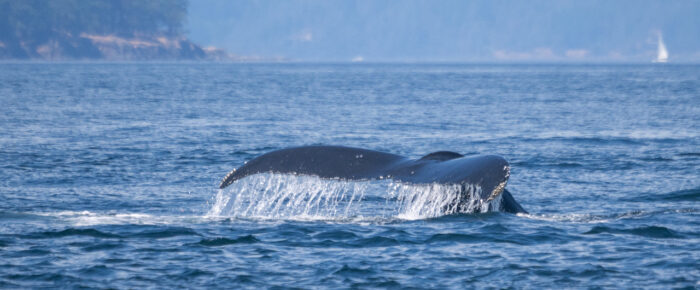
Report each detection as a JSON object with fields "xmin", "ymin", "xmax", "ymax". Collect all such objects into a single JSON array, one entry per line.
[{"xmin": 419, "ymin": 151, "xmax": 464, "ymax": 161}]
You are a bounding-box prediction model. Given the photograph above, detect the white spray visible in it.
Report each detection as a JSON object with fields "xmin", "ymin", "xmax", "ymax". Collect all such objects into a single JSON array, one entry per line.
[{"xmin": 207, "ymin": 173, "xmax": 503, "ymax": 221}]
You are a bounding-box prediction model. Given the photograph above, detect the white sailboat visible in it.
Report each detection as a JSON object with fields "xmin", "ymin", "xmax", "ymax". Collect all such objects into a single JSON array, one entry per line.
[{"xmin": 653, "ymin": 33, "xmax": 668, "ymax": 63}]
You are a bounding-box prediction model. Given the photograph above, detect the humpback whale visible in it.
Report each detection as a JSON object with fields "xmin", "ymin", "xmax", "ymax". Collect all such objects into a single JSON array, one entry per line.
[{"xmin": 219, "ymin": 145, "xmax": 527, "ymax": 214}]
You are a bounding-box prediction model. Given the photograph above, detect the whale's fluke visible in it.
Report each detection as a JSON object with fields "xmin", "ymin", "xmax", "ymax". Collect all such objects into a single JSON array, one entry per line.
[
  {"xmin": 219, "ymin": 145, "xmax": 526, "ymax": 214},
  {"xmin": 219, "ymin": 146, "xmax": 404, "ymax": 189}
]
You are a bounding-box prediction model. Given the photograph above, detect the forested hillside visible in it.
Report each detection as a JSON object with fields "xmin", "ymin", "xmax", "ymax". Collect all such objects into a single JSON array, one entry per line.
[{"xmin": 0, "ymin": 0, "xmax": 211, "ymax": 60}]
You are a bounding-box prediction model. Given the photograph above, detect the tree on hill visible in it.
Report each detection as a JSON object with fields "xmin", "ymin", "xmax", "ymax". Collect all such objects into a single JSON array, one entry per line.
[{"xmin": 0, "ymin": 0, "xmax": 201, "ymax": 59}]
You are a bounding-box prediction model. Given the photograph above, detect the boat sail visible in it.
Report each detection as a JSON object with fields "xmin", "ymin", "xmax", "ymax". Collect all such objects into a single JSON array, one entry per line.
[{"xmin": 653, "ymin": 33, "xmax": 668, "ymax": 63}]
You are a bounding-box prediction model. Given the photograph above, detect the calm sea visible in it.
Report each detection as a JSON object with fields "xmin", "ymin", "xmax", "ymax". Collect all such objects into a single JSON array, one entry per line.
[{"xmin": 0, "ymin": 63, "xmax": 698, "ymax": 288}]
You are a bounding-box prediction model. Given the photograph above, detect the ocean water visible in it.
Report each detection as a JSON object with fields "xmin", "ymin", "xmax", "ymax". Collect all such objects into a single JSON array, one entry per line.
[{"xmin": 0, "ymin": 63, "xmax": 698, "ymax": 288}]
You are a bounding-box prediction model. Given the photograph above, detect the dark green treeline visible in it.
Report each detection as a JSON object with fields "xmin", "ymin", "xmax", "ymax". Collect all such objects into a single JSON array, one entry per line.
[{"xmin": 0, "ymin": 0, "xmax": 191, "ymax": 58}]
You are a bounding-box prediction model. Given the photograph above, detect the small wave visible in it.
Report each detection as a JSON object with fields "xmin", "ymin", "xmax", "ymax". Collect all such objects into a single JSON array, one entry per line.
[
  {"xmin": 423, "ymin": 231, "xmax": 558, "ymax": 245},
  {"xmin": 583, "ymin": 225, "xmax": 682, "ymax": 239},
  {"xmin": 195, "ymin": 235, "xmax": 260, "ymax": 246},
  {"xmin": 518, "ymin": 208, "xmax": 698, "ymax": 223},
  {"xmin": 656, "ymin": 188, "xmax": 700, "ymax": 201},
  {"xmin": 637, "ymin": 156, "xmax": 675, "ymax": 162},
  {"xmin": 25, "ymin": 228, "xmax": 121, "ymax": 239},
  {"xmin": 2, "ymin": 272, "xmax": 78, "ymax": 283},
  {"xmin": 425, "ymin": 233, "xmax": 483, "ymax": 244},
  {"xmin": 418, "ymin": 130, "xmax": 700, "ymax": 143},
  {"xmin": 312, "ymin": 230, "xmax": 359, "ymax": 240},
  {"xmin": 34, "ymin": 210, "xmax": 203, "ymax": 226},
  {"xmin": 81, "ymin": 242, "xmax": 123, "ymax": 252},
  {"xmin": 519, "ymin": 212, "xmax": 616, "ymax": 223},
  {"xmin": 512, "ymin": 160, "xmax": 584, "ymax": 169},
  {"xmin": 534, "ymin": 130, "xmax": 699, "ymax": 141},
  {"xmin": 349, "ymin": 236, "xmax": 401, "ymax": 247},
  {"xmin": 77, "ymin": 265, "xmax": 114, "ymax": 277},
  {"xmin": 333, "ymin": 264, "xmax": 375, "ymax": 276},
  {"xmin": 6, "ymin": 248, "xmax": 52, "ymax": 258},
  {"xmin": 129, "ymin": 227, "xmax": 201, "ymax": 239},
  {"xmin": 102, "ymin": 258, "xmax": 131, "ymax": 264},
  {"xmin": 627, "ymin": 187, "xmax": 700, "ymax": 203},
  {"xmin": 171, "ymin": 269, "xmax": 215, "ymax": 280},
  {"xmin": 0, "ymin": 211, "xmax": 44, "ymax": 220}
]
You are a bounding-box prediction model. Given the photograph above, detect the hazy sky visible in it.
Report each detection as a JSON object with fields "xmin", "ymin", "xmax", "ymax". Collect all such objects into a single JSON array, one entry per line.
[{"xmin": 187, "ymin": 0, "xmax": 700, "ymax": 62}]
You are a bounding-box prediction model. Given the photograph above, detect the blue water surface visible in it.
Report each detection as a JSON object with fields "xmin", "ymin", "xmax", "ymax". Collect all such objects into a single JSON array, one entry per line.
[{"xmin": 0, "ymin": 63, "xmax": 699, "ymax": 288}]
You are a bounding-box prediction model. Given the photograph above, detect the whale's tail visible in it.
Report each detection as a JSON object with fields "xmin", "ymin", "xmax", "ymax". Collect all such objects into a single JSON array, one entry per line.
[
  {"xmin": 219, "ymin": 145, "xmax": 527, "ymax": 214},
  {"xmin": 219, "ymin": 146, "xmax": 404, "ymax": 189},
  {"xmin": 501, "ymin": 189, "xmax": 528, "ymax": 214}
]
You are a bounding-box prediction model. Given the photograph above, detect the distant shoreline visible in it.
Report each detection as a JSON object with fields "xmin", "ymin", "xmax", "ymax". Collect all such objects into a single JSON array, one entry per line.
[{"xmin": 0, "ymin": 60, "xmax": 697, "ymax": 65}]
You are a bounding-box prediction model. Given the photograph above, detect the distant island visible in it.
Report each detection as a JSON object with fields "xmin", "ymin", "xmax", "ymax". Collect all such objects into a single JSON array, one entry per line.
[{"xmin": 0, "ymin": 0, "xmax": 227, "ymax": 60}]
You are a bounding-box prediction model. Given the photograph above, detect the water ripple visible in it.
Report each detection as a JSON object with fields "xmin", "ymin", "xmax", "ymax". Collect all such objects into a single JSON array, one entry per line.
[
  {"xmin": 196, "ymin": 235, "xmax": 260, "ymax": 246},
  {"xmin": 583, "ymin": 225, "xmax": 683, "ymax": 239}
]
